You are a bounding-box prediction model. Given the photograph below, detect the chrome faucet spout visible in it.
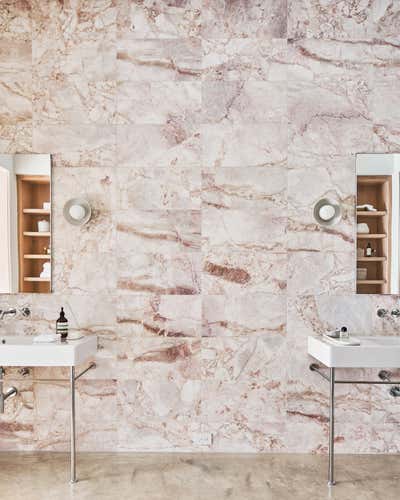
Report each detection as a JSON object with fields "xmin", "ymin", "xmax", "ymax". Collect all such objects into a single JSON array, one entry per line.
[{"xmin": 0, "ymin": 308, "xmax": 17, "ymax": 320}]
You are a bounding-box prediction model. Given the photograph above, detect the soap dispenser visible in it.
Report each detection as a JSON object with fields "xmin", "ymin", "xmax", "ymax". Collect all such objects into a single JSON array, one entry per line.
[{"xmin": 56, "ymin": 307, "xmax": 68, "ymax": 341}]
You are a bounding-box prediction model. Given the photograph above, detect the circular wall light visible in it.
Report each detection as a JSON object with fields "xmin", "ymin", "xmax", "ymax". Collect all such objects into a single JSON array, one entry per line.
[
  {"xmin": 63, "ymin": 198, "xmax": 91, "ymax": 226},
  {"xmin": 313, "ymin": 198, "xmax": 342, "ymax": 226}
]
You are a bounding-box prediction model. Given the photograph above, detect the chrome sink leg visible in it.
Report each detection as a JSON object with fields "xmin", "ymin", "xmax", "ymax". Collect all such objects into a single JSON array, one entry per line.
[
  {"xmin": 328, "ymin": 367, "xmax": 336, "ymax": 486},
  {"xmin": 70, "ymin": 366, "xmax": 76, "ymax": 484}
]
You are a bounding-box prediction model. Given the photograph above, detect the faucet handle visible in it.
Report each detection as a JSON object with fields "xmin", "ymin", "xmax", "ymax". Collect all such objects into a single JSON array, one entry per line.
[
  {"xmin": 391, "ymin": 308, "xmax": 400, "ymax": 318},
  {"xmin": 20, "ymin": 307, "xmax": 31, "ymax": 318},
  {"xmin": 377, "ymin": 308, "xmax": 388, "ymax": 318}
]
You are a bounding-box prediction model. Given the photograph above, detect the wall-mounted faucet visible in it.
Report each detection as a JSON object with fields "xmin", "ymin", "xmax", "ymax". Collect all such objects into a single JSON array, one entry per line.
[
  {"xmin": 0, "ymin": 308, "xmax": 16, "ymax": 320},
  {"xmin": 0, "ymin": 307, "xmax": 30, "ymax": 320}
]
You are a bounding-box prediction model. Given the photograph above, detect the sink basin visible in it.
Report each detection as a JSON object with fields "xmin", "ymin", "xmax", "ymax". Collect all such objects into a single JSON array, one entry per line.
[
  {"xmin": 308, "ymin": 335, "xmax": 400, "ymax": 368},
  {"xmin": 0, "ymin": 336, "xmax": 97, "ymax": 367}
]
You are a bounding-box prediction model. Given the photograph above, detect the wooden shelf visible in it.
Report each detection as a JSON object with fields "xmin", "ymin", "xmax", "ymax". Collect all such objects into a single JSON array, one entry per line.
[
  {"xmin": 23, "ymin": 231, "xmax": 51, "ymax": 237},
  {"xmin": 24, "ymin": 277, "xmax": 51, "ymax": 282},
  {"xmin": 357, "ymin": 233, "xmax": 386, "ymax": 239},
  {"xmin": 356, "ymin": 211, "xmax": 386, "ymax": 217},
  {"xmin": 24, "ymin": 254, "xmax": 51, "ymax": 260},
  {"xmin": 23, "ymin": 208, "xmax": 51, "ymax": 215},
  {"xmin": 17, "ymin": 174, "xmax": 51, "ymax": 293},
  {"xmin": 357, "ymin": 257, "xmax": 386, "ymax": 262},
  {"xmin": 357, "ymin": 280, "xmax": 386, "ymax": 285}
]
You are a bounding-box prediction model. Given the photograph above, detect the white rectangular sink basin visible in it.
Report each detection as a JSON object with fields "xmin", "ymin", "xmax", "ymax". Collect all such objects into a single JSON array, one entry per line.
[
  {"xmin": 0, "ymin": 336, "xmax": 97, "ymax": 367},
  {"xmin": 308, "ymin": 335, "xmax": 400, "ymax": 368}
]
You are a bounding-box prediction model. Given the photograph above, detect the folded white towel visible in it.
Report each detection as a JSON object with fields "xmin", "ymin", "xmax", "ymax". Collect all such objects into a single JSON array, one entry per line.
[
  {"xmin": 33, "ymin": 334, "xmax": 58, "ymax": 343},
  {"xmin": 357, "ymin": 204, "xmax": 377, "ymax": 211}
]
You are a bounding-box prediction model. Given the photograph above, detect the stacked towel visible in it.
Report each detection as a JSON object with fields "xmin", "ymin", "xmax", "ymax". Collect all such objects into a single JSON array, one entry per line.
[
  {"xmin": 40, "ymin": 262, "xmax": 51, "ymax": 279},
  {"xmin": 357, "ymin": 204, "xmax": 377, "ymax": 211}
]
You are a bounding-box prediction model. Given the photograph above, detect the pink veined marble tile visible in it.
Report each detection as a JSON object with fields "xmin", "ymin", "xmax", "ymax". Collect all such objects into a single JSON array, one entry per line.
[
  {"xmin": 32, "ymin": 124, "xmax": 116, "ymax": 167},
  {"xmin": 34, "ymin": 380, "xmax": 118, "ymax": 451},
  {"xmin": 0, "ymin": 124, "xmax": 32, "ymax": 153},
  {"xmin": 202, "ymin": 122, "xmax": 287, "ymax": 168},
  {"xmin": 117, "ymin": 251, "xmax": 201, "ymax": 295},
  {"xmin": 117, "ymin": 167, "xmax": 201, "ymax": 210},
  {"xmin": 288, "ymin": 0, "xmax": 400, "ymax": 41},
  {"xmin": 202, "ymin": 38, "xmax": 287, "ymax": 82},
  {"xmin": 117, "ymin": 123, "xmax": 200, "ymax": 167},
  {"xmin": 33, "ymin": 79, "xmax": 117, "ymax": 126},
  {"xmin": 287, "ymin": 251, "xmax": 355, "ymax": 296},
  {"xmin": 116, "ymin": 81, "xmax": 201, "ymax": 125},
  {"xmin": 33, "ymin": 37, "xmax": 117, "ymax": 82},
  {"xmin": 117, "ymin": 37, "xmax": 201, "ymax": 81},
  {"xmin": 116, "ymin": 295, "xmax": 202, "ymax": 338},
  {"xmin": 202, "ymin": 81, "xmax": 287, "ymax": 124},
  {"xmin": 202, "ymin": 207, "xmax": 286, "ymax": 253},
  {"xmin": 32, "ymin": 0, "xmax": 117, "ymax": 45},
  {"xmin": 0, "ymin": 0, "xmax": 31, "ymax": 41},
  {"xmin": 202, "ymin": 250, "xmax": 287, "ymax": 295},
  {"xmin": 115, "ymin": 209, "xmax": 201, "ymax": 253},
  {"xmin": 202, "ymin": 0, "xmax": 287, "ymax": 39},
  {"xmin": 202, "ymin": 294, "xmax": 286, "ymax": 338},
  {"xmin": 202, "ymin": 167, "xmax": 287, "ymax": 210},
  {"xmin": 117, "ymin": 0, "xmax": 201, "ymax": 39}
]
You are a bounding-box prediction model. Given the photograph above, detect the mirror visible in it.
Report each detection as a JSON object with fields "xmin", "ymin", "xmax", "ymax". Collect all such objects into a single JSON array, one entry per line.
[
  {"xmin": 0, "ymin": 154, "xmax": 52, "ymax": 294},
  {"xmin": 356, "ymin": 153, "xmax": 399, "ymax": 295}
]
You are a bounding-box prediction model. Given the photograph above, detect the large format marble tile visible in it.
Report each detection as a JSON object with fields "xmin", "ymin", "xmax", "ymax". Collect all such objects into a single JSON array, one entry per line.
[
  {"xmin": 32, "ymin": 124, "xmax": 116, "ymax": 167},
  {"xmin": 202, "ymin": 0, "xmax": 287, "ymax": 39},
  {"xmin": 117, "ymin": 167, "xmax": 201, "ymax": 209},
  {"xmin": 32, "ymin": 0, "xmax": 117, "ymax": 45},
  {"xmin": 117, "ymin": 123, "xmax": 200, "ymax": 167},
  {"xmin": 33, "ymin": 37, "xmax": 116, "ymax": 82},
  {"xmin": 116, "ymin": 81, "xmax": 201, "ymax": 125},
  {"xmin": 117, "ymin": 251, "xmax": 201, "ymax": 295},
  {"xmin": 202, "ymin": 167, "xmax": 286, "ymax": 209},
  {"xmin": 287, "ymin": 251, "xmax": 355, "ymax": 296},
  {"xmin": 116, "ymin": 295, "xmax": 202, "ymax": 338},
  {"xmin": 203, "ymin": 207, "xmax": 286, "ymax": 253},
  {"xmin": 288, "ymin": 0, "xmax": 400, "ymax": 40},
  {"xmin": 117, "ymin": 37, "xmax": 201, "ymax": 81},
  {"xmin": 202, "ymin": 250, "xmax": 287, "ymax": 295},
  {"xmin": 115, "ymin": 209, "xmax": 201, "ymax": 254},
  {"xmin": 202, "ymin": 294, "xmax": 286, "ymax": 337},
  {"xmin": 33, "ymin": 78, "xmax": 117, "ymax": 125},
  {"xmin": 288, "ymin": 78, "xmax": 373, "ymax": 159},
  {"xmin": 34, "ymin": 380, "xmax": 117, "ymax": 451},
  {"xmin": 0, "ymin": 0, "xmax": 31, "ymax": 41},
  {"xmin": 202, "ymin": 122, "xmax": 287, "ymax": 168},
  {"xmin": 202, "ymin": 81, "xmax": 286, "ymax": 124},
  {"xmin": 117, "ymin": 0, "xmax": 201, "ymax": 39},
  {"xmin": 202, "ymin": 38, "xmax": 287, "ymax": 81}
]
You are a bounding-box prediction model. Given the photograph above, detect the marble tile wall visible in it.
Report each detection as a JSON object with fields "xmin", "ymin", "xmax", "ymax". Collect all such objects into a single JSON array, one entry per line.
[{"xmin": 0, "ymin": 0, "xmax": 400, "ymax": 453}]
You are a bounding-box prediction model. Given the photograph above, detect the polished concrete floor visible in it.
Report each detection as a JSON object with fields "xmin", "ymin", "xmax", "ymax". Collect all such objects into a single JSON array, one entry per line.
[{"xmin": 0, "ymin": 452, "xmax": 399, "ymax": 500}]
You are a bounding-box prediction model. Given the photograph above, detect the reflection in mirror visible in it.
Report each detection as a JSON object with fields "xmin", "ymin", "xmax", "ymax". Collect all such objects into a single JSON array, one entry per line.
[
  {"xmin": 0, "ymin": 154, "xmax": 51, "ymax": 294},
  {"xmin": 356, "ymin": 153, "xmax": 399, "ymax": 295}
]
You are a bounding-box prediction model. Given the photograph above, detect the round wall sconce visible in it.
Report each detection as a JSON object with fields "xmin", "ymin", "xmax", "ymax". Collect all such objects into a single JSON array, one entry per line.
[
  {"xmin": 313, "ymin": 198, "xmax": 342, "ymax": 226},
  {"xmin": 63, "ymin": 198, "xmax": 91, "ymax": 226}
]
